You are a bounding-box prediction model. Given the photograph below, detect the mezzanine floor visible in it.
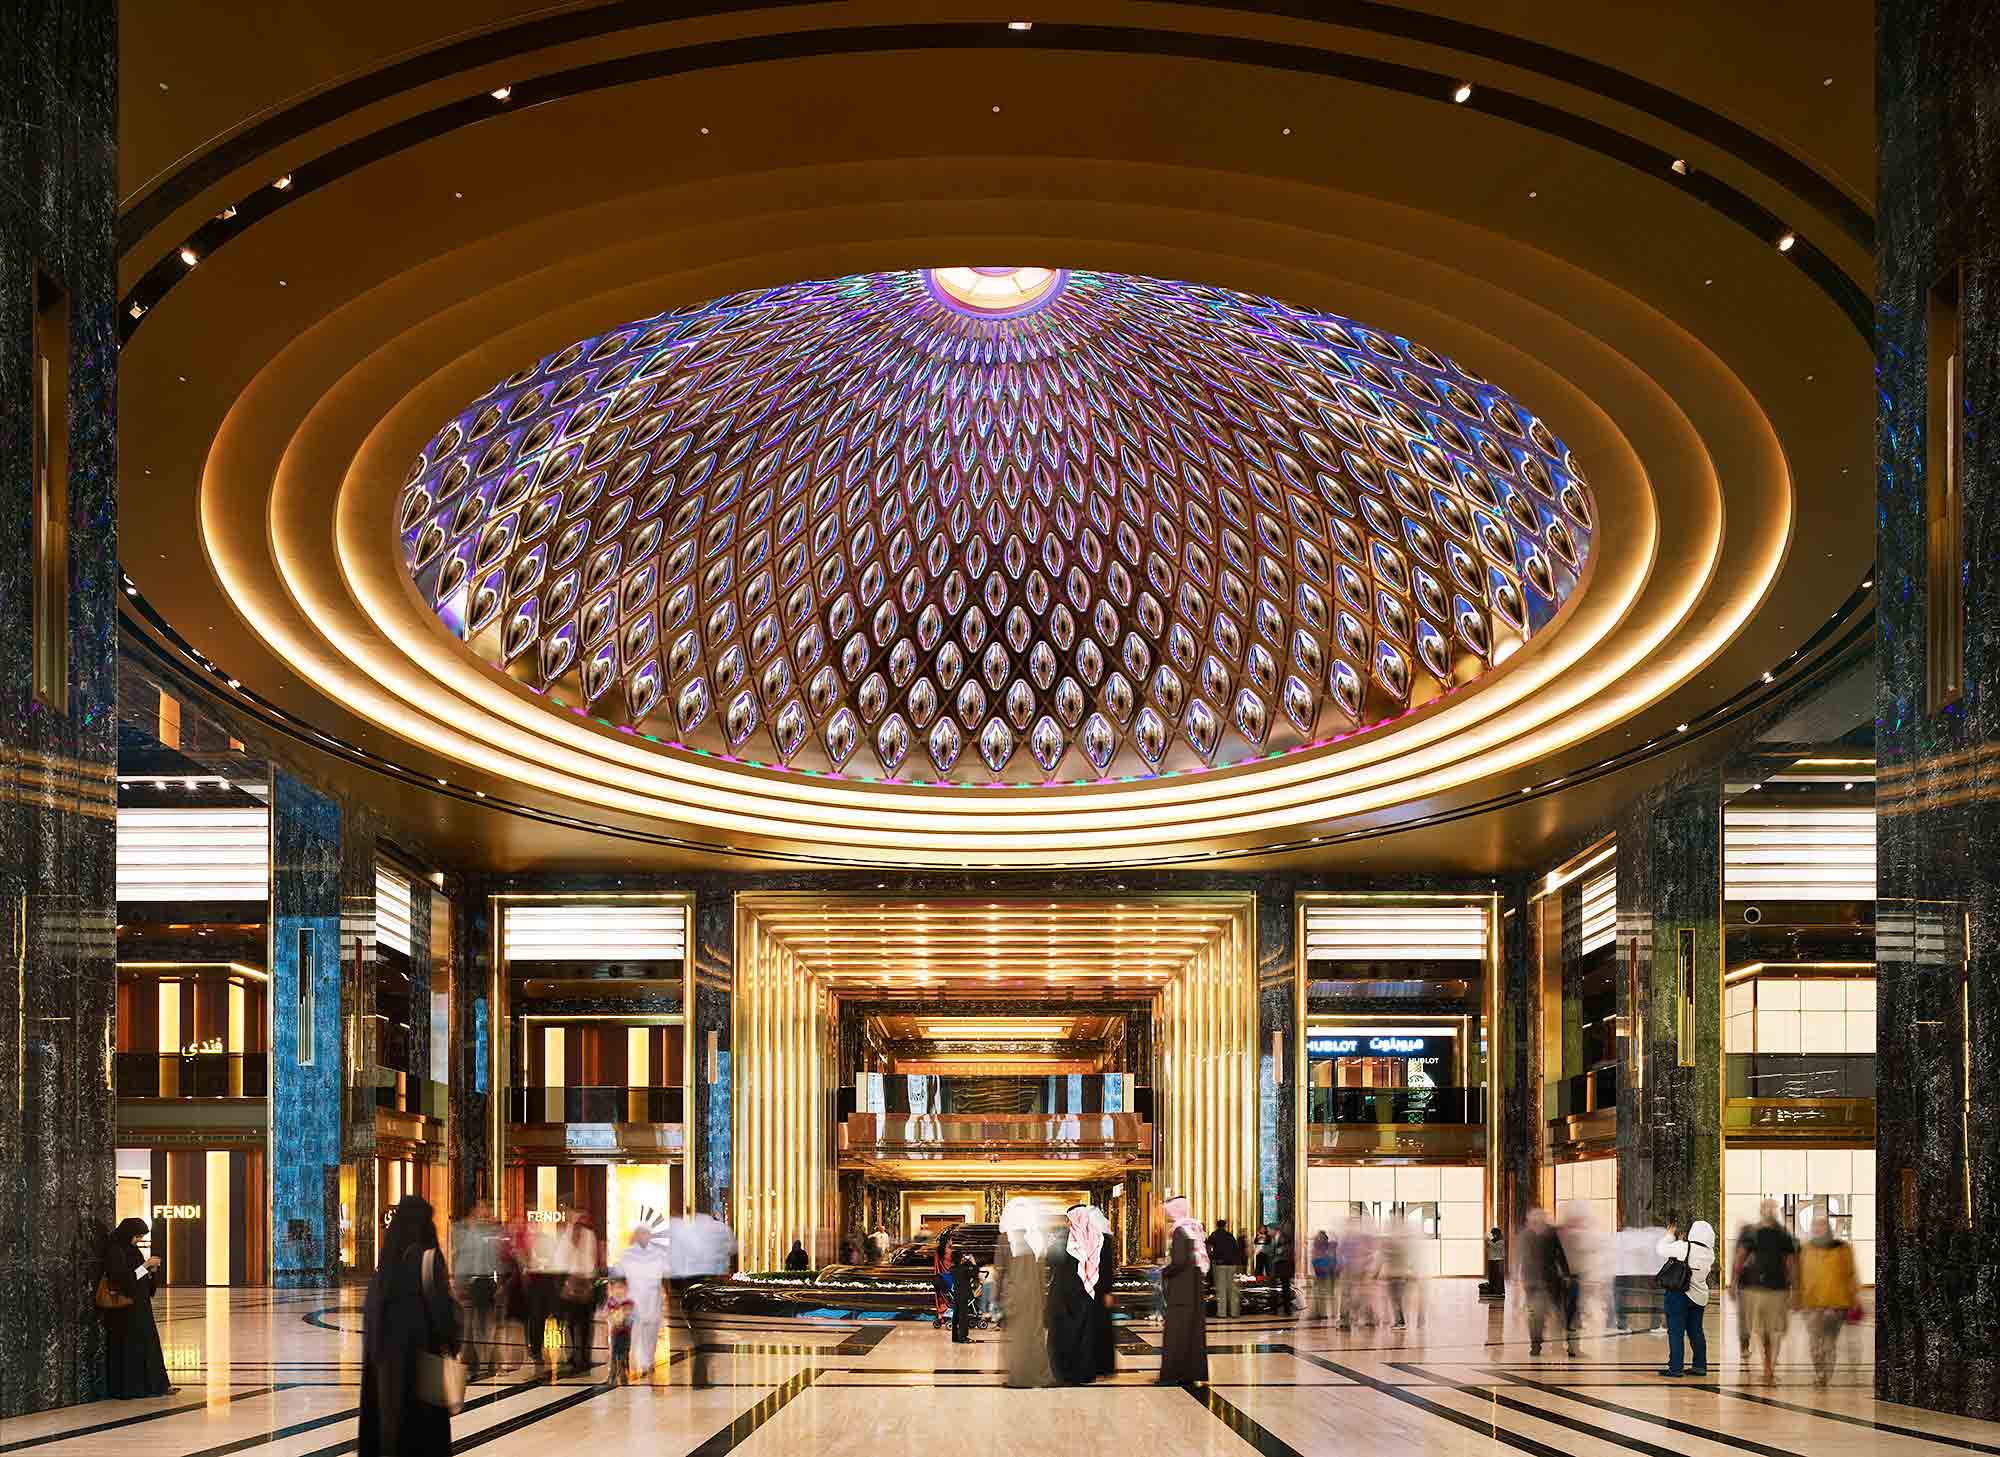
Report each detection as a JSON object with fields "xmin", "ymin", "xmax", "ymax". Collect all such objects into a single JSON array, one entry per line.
[{"xmin": 7, "ymin": 1283, "xmax": 1992, "ymax": 1457}]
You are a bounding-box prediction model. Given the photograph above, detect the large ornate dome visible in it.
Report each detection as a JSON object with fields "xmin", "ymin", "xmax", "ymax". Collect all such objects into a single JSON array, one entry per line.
[{"xmin": 397, "ymin": 269, "xmax": 1594, "ymax": 787}]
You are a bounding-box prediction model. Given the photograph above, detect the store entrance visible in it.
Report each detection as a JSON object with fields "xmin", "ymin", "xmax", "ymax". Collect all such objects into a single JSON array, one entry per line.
[
  {"xmin": 731, "ymin": 892, "xmax": 1259, "ymax": 1271},
  {"xmin": 507, "ymin": 1160, "xmax": 685, "ymax": 1247}
]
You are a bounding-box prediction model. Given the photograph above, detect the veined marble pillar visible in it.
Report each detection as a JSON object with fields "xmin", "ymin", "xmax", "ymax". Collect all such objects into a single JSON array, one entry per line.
[
  {"xmin": 1875, "ymin": 0, "xmax": 2000, "ymax": 1416},
  {"xmin": 1615, "ymin": 775, "xmax": 1724, "ymax": 1237},
  {"xmin": 0, "ymin": 0, "xmax": 119, "ymax": 1415}
]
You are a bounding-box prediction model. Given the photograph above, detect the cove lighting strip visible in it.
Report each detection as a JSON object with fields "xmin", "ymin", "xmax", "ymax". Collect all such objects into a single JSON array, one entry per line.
[
  {"xmin": 1723, "ymin": 808, "xmax": 1876, "ymax": 901},
  {"xmin": 502, "ymin": 903, "xmax": 688, "ymax": 963},
  {"xmin": 1304, "ymin": 905, "xmax": 1489, "ymax": 962},
  {"xmin": 115, "ymin": 807, "xmax": 269, "ymax": 902},
  {"xmin": 1580, "ymin": 868, "xmax": 1617, "ymax": 956},
  {"xmin": 375, "ymin": 867, "xmax": 414, "ymax": 956}
]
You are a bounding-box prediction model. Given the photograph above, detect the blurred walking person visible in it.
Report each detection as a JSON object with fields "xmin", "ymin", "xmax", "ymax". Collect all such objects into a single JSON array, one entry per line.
[
  {"xmin": 666, "ymin": 1211, "xmax": 735, "ymax": 1388},
  {"xmin": 1308, "ymin": 1231, "xmax": 1337, "ymax": 1321},
  {"xmin": 1381, "ymin": 1216, "xmax": 1416, "ymax": 1330},
  {"xmin": 450, "ymin": 1198, "xmax": 501, "ymax": 1380},
  {"xmin": 617, "ymin": 1221, "xmax": 671, "ymax": 1382},
  {"xmin": 1738, "ymin": 1200, "xmax": 1798, "ymax": 1384},
  {"xmin": 556, "ymin": 1213, "xmax": 599, "ymax": 1376},
  {"xmin": 1156, "ymin": 1192, "xmax": 1210, "ymax": 1386},
  {"xmin": 997, "ymin": 1198, "xmax": 1054, "ymax": 1386},
  {"xmin": 1483, "ymin": 1226, "xmax": 1506, "ymax": 1300},
  {"xmin": 1797, "ymin": 1213, "xmax": 1860, "ymax": 1386},
  {"xmin": 1516, "ymin": 1208, "xmax": 1576, "ymax": 1357},
  {"xmin": 360, "ymin": 1195, "xmax": 460, "ymax": 1457},
  {"xmin": 1269, "ymin": 1226, "xmax": 1296, "ymax": 1316},
  {"xmin": 1206, "ymin": 1218, "xmax": 1244, "ymax": 1320},
  {"xmin": 1337, "ymin": 1215, "xmax": 1378, "ymax": 1330},
  {"xmin": 1729, "ymin": 1221, "xmax": 1757, "ymax": 1360},
  {"xmin": 1654, "ymin": 1218, "xmax": 1716, "ymax": 1378}
]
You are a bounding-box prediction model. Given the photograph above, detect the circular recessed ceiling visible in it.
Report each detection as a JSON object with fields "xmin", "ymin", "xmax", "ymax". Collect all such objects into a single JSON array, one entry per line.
[{"xmin": 396, "ymin": 268, "xmax": 1595, "ymax": 788}]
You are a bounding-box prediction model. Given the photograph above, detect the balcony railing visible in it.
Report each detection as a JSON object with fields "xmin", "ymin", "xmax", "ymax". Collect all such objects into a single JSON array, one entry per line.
[
  {"xmin": 1307, "ymin": 1087, "xmax": 1484, "ymax": 1125},
  {"xmin": 852, "ymin": 1074, "xmax": 1140, "ymax": 1117},
  {"xmin": 1726, "ymin": 1053, "xmax": 1874, "ymax": 1100},
  {"xmin": 843, "ymin": 1111, "xmax": 1152, "ymax": 1160},
  {"xmin": 507, "ymin": 1085, "xmax": 686, "ymax": 1125},
  {"xmin": 115, "ymin": 1051, "xmax": 267, "ymax": 1099},
  {"xmin": 375, "ymin": 1078, "xmax": 450, "ymax": 1118},
  {"xmin": 1548, "ymin": 1066, "xmax": 1619, "ymax": 1121}
]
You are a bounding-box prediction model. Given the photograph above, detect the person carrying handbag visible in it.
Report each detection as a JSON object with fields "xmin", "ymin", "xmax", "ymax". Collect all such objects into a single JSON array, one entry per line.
[
  {"xmin": 1654, "ymin": 1219, "xmax": 1716, "ymax": 1378},
  {"xmin": 361, "ymin": 1195, "xmax": 462, "ymax": 1457}
]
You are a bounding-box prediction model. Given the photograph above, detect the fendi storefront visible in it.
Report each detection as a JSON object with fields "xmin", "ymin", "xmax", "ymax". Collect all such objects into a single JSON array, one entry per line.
[{"xmin": 115, "ymin": 1146, "xmax": 268, "ymax": 1287}]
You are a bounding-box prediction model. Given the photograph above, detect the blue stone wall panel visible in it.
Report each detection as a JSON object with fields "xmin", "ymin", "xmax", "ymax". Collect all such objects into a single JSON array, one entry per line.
[{"xmin": 270, "ymin": 770, "xmax": 343, "ymax": 1287}]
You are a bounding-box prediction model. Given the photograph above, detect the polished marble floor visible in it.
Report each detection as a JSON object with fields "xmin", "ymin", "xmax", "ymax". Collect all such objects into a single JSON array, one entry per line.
[{"xmin": 11, "ymin": 1282, "xmax": 1995, "ymax": 1457}]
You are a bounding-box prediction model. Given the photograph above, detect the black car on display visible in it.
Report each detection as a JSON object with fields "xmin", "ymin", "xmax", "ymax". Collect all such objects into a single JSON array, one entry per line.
[{"xmin": 683, "ymin": 1222, "xmax": 1280, "ymax": 1320}]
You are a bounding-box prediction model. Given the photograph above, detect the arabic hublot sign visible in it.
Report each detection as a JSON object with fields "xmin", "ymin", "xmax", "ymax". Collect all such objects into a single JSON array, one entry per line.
[{"xmin": 1307, "ymin": 1034, "xmax": 1450, "ymax": 1060}]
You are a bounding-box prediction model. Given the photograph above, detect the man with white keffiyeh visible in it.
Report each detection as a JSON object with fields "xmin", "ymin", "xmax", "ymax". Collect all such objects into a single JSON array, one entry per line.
[{"xmin": 1156, "ymin": 1192, "xmax": 1211, "ymax": 1385}]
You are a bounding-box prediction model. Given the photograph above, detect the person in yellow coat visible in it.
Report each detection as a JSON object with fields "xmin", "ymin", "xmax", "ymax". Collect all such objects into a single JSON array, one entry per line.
[{"xmin": 1796, "ymin": 1213, "xmax": 1861, "ymax": 1386}]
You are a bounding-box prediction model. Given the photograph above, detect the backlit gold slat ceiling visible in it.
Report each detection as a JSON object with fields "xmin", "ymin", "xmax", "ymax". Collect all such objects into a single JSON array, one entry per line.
[{"xmin": 749, "ymin": 896, "xmax": 1239, "ymax": 988}]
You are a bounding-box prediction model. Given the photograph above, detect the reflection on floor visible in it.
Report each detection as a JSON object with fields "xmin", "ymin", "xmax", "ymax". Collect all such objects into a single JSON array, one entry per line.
[{"xmin": 13, "ymin": 1282, "xmax": 1992, "ymax": 1457}]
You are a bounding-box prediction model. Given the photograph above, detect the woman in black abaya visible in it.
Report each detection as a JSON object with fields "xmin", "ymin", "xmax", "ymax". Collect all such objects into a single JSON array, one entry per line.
[
  {"xmin": 100, "ymin": 1219, "xmax": 174, "ymax": 1398},
  {"xmin": 360, "ymin": 1195, "xmax": 461, "ymax": 1457},
  {"xmin": 1046, "ymin": 1202, "xmax": 1113, "ymax": 1384}
]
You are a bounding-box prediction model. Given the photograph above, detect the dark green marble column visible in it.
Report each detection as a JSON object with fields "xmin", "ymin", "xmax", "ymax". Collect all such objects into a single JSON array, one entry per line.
[
  {"xmin": 0, "ymin": 0, "xmax": 119, "ymax": 1414},
  {"xmin": 1615, "ymin": 774, "xmax": 1723, "ymax": 1236},
  {"xmin": 1876, "ymin": 0, "xmax": 2000, "ymax": 1417}
]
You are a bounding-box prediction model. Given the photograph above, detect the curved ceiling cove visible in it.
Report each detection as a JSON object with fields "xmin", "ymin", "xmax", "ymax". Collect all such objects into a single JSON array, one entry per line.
[{"xmin": 397, "ymin": 268, "xmax": 1597, "ymax": 789}]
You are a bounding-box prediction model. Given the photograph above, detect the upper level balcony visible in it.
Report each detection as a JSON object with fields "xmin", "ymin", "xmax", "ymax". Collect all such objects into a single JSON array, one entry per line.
[
  {"xmin": 1725, "ymin": 1052, "xmax": 1876, "ymax": 1141},
  {"xmin": 507, "ymin": 1084, "xmax": 688, "ymax": 1125},
  {"xmin": 1306, "ymin": 1085, "xmax": 1486, "ymax": 1159},
  {"xmin": 116, "ymin": 1050, "xmax": 267, "ymax": 1099}
]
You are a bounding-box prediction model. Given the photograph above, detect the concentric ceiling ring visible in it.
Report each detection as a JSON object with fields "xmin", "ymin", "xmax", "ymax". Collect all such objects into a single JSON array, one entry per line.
[{"xmin": 395, "ymin": 268, "xmax": 1596, "ymax": 789}]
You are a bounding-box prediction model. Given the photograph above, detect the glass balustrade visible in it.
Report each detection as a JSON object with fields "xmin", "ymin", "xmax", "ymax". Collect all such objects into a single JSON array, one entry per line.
[{"xmin": 114, "ymin": 1051, "xmax": 267, "ymax": 1098}]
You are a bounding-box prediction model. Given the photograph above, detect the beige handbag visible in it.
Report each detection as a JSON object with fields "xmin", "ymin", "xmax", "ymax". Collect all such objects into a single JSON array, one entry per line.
[{"xmin": 416, "ymin": 1249, "xmax": 467, "ymax": 1412}]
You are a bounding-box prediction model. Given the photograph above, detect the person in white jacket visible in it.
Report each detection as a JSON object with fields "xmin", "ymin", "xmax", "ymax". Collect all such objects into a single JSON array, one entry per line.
[
  {"xmin": 1655, "ymin": 1219, "xmax": 1717, "ymax": 1377},
  {"xmin": 615, "ymin": 1223, "xmax": 672, "ymax": 1380}
]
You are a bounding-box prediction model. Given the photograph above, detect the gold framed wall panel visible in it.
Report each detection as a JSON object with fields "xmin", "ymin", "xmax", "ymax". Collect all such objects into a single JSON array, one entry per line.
[
  {"xmin": 1293, "ymin": 891, "xmax": 1503, "ymax": 1239},
  {"xmin": 488, "ymin": 890, "xmax": 697, "ymax": 1222}
]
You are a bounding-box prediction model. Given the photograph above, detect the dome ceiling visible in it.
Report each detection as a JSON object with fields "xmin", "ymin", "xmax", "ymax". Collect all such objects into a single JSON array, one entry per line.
[{"xmin": 397, "ymin": 268, "xmax": 1596, "ymax": 788}]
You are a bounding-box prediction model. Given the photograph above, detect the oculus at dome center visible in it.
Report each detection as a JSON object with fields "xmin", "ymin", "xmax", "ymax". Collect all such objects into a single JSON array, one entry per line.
[{"xmin": 397, "ymin": 268, "xmax": 1596, "ymax": 788}]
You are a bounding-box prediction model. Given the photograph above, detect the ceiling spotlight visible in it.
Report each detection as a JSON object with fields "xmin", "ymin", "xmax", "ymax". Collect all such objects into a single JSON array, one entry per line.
[
  {"xmin": 990, "ymin": 104, "xmax": 1002, "ymax": 113},
  {"xmin": 490, "ymin": 85, "xmax": 513, "ymax": 101},
  {"xmin": 1762, "ymin": 672, "xmax": 1774, "ymax": 683},
  {"xmin": 475, "ymin": 790, "xmax": 486, "ymax": 798},
  {"xmin": 1862, "ymin": 578, "xmax": 1874, "ymax": 588},
  {"xmin": 1007, "ymin": 19, "xmax": 1033, "ymax": 29},
  {"xmin": 1776, "ymin": 230, "xmax": 1797, "ymax": 252},
  {"xmin": 1844, "ymin": 782, "xmax": 1855, "ymax": 791},
  {"xmin": 1676, "ymin": 722, "xmax": 1689, "ymax": 732},
  {"xmin": 272, "ymin": 173, "xmax": 293, "ymax": 190},
  {"xmin": 178, "ymin": 246, "xmax": 199, "ymax": 267},
  {"xmin": 1452, "ymin": 82, "xmax": 1473, "ymax": 103},
  {"xmin": 128, "ymin": 302, "xmax": 146, "ymax": 319},
  {"xmin": 215, "ymin": 204, "xmax": 237, "ymax": 220},
  {"xmin": 225, "ymin": 678, "xmax": 240, "ymax": 689},
  {"xmin": 435, "ymin": 777, "xmax": 447, "ymax": 786},
  {"xmin": 1670, "ymin": 158, "xmax": 1689, "ymax": 175}
]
